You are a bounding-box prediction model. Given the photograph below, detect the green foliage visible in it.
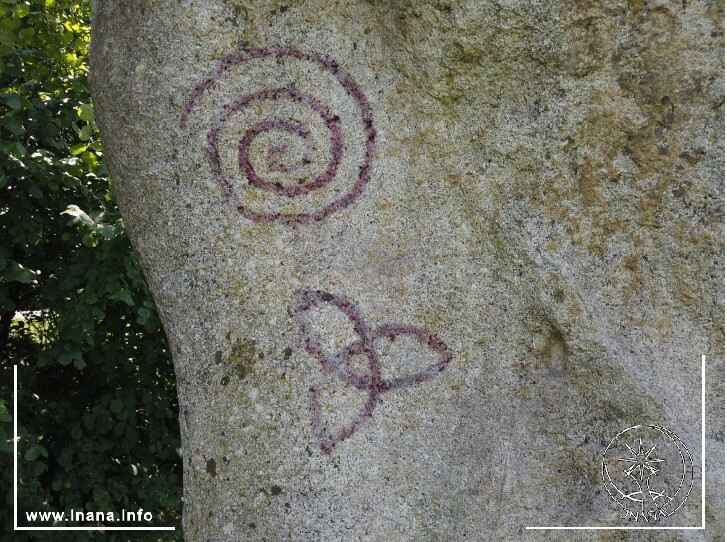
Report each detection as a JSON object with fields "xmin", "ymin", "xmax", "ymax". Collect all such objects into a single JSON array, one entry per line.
[{"xmin": 0, "ymin": 1, "xmax": 182, "ymax": 539}]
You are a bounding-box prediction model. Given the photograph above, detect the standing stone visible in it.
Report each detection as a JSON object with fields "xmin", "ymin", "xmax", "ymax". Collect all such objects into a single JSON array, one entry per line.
[{"xmin": 90, "ymin": 1, "xmax": 724, "ymax": 540}]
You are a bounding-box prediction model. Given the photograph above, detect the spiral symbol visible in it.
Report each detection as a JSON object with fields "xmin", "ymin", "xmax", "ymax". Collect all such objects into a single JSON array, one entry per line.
[{"xmin": 181, "ymin": 46, "xmax": 375, "ymax": 226}]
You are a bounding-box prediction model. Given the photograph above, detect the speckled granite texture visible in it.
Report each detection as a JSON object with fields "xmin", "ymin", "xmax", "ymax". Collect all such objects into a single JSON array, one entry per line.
[{"xmin": 90, "ymin": 1, "xmax": 724, "ymax": 540}]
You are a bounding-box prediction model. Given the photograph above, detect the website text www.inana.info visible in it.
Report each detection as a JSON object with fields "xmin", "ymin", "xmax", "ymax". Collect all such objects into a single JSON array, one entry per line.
[{"xmin": 25, "ymin": 508, "xmax": 154, "ymax": 523}]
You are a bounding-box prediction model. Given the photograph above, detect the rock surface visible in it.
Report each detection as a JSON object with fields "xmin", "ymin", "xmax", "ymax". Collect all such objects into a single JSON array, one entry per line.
[{"xmin": 90, "ymin": 1, "xmax": 724, "ymax": 540}]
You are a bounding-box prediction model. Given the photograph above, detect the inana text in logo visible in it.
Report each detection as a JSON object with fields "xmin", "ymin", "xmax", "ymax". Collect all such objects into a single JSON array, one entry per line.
[{"xmin": 602, "ymin": 425, "xmax": 693, "ymax": 523}]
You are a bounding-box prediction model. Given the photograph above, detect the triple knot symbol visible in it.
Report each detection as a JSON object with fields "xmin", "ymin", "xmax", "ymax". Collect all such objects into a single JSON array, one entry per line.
[{"xmin": 294, "ymin": 290, "xmax": 452, "ymax": 454}]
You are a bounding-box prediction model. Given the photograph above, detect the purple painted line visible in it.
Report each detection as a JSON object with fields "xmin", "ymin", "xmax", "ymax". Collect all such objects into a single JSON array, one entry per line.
[
  {"xmin": 181, "ymin": 45, "xmax": 376, "ymax": 225},
  {"xmin": 221, "ymin": 89, "xmax": 342, "ymax": 197},
  {"xmin": 293, "ymin": 290, "xmax": 452, "ymax": 454},
  {"xmin": 265, "ymin": 124, "xmax": 314, "ymax": 175}
]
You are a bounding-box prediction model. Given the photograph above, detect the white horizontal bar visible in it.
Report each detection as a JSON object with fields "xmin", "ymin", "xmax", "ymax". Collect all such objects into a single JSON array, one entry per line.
[
  {"xmin": 526, "ymin": 526, "xmax": 704, "ymax": 530},
  {"xmin": 15, "ymin": 527, "xmax": 175, "ymax": 531}
]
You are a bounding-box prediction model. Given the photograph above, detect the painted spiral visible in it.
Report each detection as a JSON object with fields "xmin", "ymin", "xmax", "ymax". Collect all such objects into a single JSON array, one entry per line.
[{"xmin": 181, "ymin": 46, "xmax": 376, "ymax": 226}]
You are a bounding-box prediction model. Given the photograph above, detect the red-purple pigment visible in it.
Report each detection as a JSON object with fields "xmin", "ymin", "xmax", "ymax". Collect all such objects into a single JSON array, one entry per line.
[
  {"xmin": 294, "ymin": 290, "xmax": 452, "ymax": 454},
  {"xmin": 181, "ymin": 46, "xmax": 375, "ymax": 226}
]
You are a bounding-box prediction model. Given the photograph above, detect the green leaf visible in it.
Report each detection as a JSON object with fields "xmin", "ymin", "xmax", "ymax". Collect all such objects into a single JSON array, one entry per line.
[
  {"xmin": 18, "ymin": 26, "xmax": 33, "ymax": 40},
  {"xmin": 82, "ymin": 415, "xmax": 94, "ymax": 430},
  {"xmin": 0, "ymin": 29, "xmax": 16, "ymax": 47},
  {"xmin": 77, "ymin": 103, "xmax": 94, "ymax": 122},
  {"xmin": 14, "ymin": 4, "xmax": 30, "ymax": 18},
  {"xmin": 82, "ymin": 232, "xmax": 97, "ymax": 247},
  {"xmin": 109, "ymin": 399, "xmax": 123, "ymax": 414},
  {"xmin": 0, "ymin": 402, "xmax": 11, "ymax": 423},
  {"xmin": 28, "ymin": 183, "xmax": 42, "ymax": 199},
  {"xmin": 62, "ymin": 204, "xmax": 94, "ymax": 227},
  {"xmin": 5, "ymin": 94, "xmax": 21, "ymax": 109},
  {"xmin": 80, "ymin": 150, "xmax": 97, "ymax": 166},
  {"xmin": 24, "ymin": 444, "xmax": 43, "ymax": 461},
  {"xmin": 3, "ymin": 115, "xmax": 23, "ymax": 136},
  {"xmin": 118, "ymin": 290, "xmax": 134, "ymax": 305},
  {"xmin": 69, "ymin": 143, "xmax": 87, "ymax": 155},
  {"xmin": 97, "ymin": 224, "xmax": 114, "ymax": 239},
  {"xmin": 78, "ymin": 124, "xmax": 94, "ymax": 141},
  {"xmin": 4, "ymin": 260, "xmax": 37, "ymax": 283},
  {"xmin": 58, "ymin": 351, "xmax": 74, "ymax": 365}
]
